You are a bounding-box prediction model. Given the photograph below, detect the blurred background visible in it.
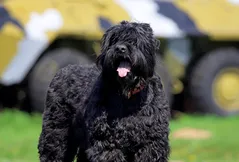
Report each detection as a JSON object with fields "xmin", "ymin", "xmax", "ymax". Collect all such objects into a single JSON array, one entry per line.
[{"xmin": 0, "ymin": 0, "xmax": 239, "ymax": 161}]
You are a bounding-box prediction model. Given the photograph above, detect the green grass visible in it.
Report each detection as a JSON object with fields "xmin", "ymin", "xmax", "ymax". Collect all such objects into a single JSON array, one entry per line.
[
  {"xmin": 0, "ymin": 109, "xmax": 238, "ymax": 162},
  {"xmin": 0, "ymin": 110, "xmax": 41, "ymax": 162},
  {"xmin": 170, "ymin": 114, "xmax": 239, "ymax": 162}
]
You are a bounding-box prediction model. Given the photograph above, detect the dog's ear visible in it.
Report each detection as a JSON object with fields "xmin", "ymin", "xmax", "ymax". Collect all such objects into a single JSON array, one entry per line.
[
  {"xmin": 98, "ymin": 23, "xmax": 120, "ymax": 69},
  {"xmin": 100, "ymin": 25, "xmax": 117, "ymax": 54},
  {"xmin": 101, "ymin": 32, "xmax": 110, "ymax": 54},
  {"xmin": 139, "ymin": 23, "xmax": 160, "ymax": 52},
  {"xmin": 96, "ymin": 53, "xmax": 105, "ymax": 69},
  {"xmin": 98, "ymin": 27, "xmax": 114, "ymax": 68}
]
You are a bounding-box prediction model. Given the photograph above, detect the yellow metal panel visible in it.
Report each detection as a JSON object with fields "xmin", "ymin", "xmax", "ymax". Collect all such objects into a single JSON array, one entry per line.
[
  {"xmin": 52, "ymin": 1, "xmax": 100, "ymax": 34},
  {"xmin": 174, "ymin": 0, "xmax": 239, "ymax": 39},
  {"xmin": 1, "ymin": 0, "xmax": 55, "ymax": 77},
  {"xmin": 50, "ymin": 0, "xmax": 130, "ymax": 39},
  {"xmin": 97, "ymin": 0, "xmax": 130, "ymax": 24},
  {"xmin": 0, "ymin": 23, "xmax": 23, "ymax": 76}
]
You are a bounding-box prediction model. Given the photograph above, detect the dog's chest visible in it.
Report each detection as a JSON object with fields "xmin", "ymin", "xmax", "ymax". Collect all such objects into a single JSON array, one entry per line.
[{"xmin": 104, "ymin": 92, "xmax": 144, "ymax": 122}]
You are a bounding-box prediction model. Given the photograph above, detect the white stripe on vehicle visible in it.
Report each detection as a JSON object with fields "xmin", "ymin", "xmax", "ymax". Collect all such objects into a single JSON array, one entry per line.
[
  {"xmin": 0, "ymin": 8, "xmax": 63, "ymax": 85},
  {"xmin": 115, "ymin": 0, "xmax": 184, "ymax": 38}
]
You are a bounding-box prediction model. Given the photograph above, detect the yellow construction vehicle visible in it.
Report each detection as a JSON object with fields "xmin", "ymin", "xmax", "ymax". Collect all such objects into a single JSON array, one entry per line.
[{"xmin": 0, "ymin": 0, "xmax": 238, "ymax": 116}]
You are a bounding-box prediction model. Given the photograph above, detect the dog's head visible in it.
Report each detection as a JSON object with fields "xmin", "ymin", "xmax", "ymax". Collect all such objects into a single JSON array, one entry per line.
[{"xmin": 96, "ymin": 21, "xmax": 159, "ymax": 98}]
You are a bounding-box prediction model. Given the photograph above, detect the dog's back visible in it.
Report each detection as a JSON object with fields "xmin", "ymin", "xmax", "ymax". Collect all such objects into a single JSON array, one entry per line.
[{"xmin": 63, "ymin": 64, "xmax": 100, "ymax": 111}]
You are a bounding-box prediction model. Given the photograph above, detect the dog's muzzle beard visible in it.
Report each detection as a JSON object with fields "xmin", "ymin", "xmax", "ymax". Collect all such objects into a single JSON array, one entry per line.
[{"xmin": 101, "ymin": 43, "xmax": 149, "ymax": 98}]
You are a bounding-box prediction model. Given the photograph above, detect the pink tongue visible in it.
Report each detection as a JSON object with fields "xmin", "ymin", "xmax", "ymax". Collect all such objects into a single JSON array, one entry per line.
[{"xmin": 117, "ymin": 68, "xmax": 130, "ymax": 77}]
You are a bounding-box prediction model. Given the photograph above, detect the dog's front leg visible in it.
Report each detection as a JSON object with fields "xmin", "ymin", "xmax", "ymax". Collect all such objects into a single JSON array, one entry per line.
[
  {"xmin": 114, "ymin": 96, "xmax": 170, "ymax": 161},
  {"xmin": 132, "ymin": 114, "xmax": 169, "ymax": 162},
  {"xmin": 114, "ymin": 114, "xmax": 169, "ymax": 162},
  {"xmin": 133, "ymin": 107, "xmax": 170, "ymax": 162},
  {"xmin": 133, "ymin": 138, "xmax": 169, "ymax": 162},
  {"xmin": 85, "ymin": 113, "xmax": 127, "ymax": 162},
  {"xmin": 86, "ymin": 141, "xmax": 126, "ymax": 162}
]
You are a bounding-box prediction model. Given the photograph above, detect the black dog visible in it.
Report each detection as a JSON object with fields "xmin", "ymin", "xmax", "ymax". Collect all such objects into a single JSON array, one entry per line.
[{"xmin": 38, "ymin": 21, "xmax": 170, "ymax": 162}]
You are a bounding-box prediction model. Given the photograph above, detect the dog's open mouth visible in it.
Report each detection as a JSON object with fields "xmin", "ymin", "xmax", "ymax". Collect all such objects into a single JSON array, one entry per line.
[{"xmin": 116, "ymin": 60, "xmax": 131, "ymax": 78}]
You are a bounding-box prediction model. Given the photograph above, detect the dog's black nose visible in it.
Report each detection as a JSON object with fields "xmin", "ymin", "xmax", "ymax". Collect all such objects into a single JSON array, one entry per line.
[{"xmin": 116, "ymin": 45, "xmax": 127, "ymax": 53}]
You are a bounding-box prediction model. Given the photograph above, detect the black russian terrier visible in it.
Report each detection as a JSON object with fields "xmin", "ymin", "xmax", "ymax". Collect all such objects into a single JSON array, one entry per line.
[{"xmin": 38, "ymin": 21, "xmax": 170, "ymax": 162}]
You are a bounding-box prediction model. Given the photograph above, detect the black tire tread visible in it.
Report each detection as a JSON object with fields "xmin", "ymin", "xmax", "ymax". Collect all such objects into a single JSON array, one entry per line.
[
  {"xmin": 28, "ymin": 48, "xmax": 93, "ymax": 113},
  {"xmin": 189, "ymin": 47, "xmax": 239, "ymax": 116}
]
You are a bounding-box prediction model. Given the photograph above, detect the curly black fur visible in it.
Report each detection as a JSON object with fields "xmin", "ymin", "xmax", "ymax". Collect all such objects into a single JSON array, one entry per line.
[{"xmin": 38, "ymin": 21, "xmax": 170, "ymax": 162}]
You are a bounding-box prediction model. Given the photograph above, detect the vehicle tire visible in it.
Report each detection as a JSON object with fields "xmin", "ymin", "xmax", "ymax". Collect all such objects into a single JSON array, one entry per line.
[
  {"xmin": 155, "ymin": 54, "xmax": 173, "ymax": 106},
  {"xmin": 188, "ymin": 48, "xmax": 239, "ymax": 116},
  {"xmin": 28, "ymin": 48, "xmax": 94, "ymax": 113}
]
